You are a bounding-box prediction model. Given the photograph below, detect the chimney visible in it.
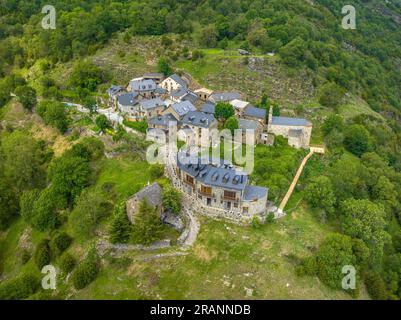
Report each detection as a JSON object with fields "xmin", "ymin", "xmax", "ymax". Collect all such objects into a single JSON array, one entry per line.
[{"xmin": 268, "ymin": 105, "xmax": 273, "ymax": 129}]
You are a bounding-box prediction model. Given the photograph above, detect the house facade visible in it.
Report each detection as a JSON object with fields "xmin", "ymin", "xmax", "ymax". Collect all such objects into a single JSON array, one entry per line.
[
  {"xmin": 174, "ymin": 152, "xmax": 268, "ymax": 220},
  {"xmin": 179, "ymin": 111, "xmax": 218, "ymax": 147},
  {"xmin": 160, "ymin": 74, "xmax": 188, "ymax": 92}
]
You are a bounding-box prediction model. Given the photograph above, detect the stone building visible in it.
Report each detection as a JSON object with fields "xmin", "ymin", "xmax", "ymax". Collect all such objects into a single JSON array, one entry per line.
[
  {"xmin": 106, "ymin": 85, "xmax": 125, "ymax": 109},
  {"xmin": 179, "ymin": 111, "xmax": 218, "ymax": 147},
  {"xmin": 175, "ymin": 152, "xmax": 268, "ymax": 220},
  {"xmin": 267, "ymin": 107, "xmax": 312, "ymax": 149},
  {"xmin": 126, "ymin": 182, "xmax": 162, "ymax": 223},
  {"xmin": 160, "ymin": 74, "xmax": 188, "ymax": 92}
]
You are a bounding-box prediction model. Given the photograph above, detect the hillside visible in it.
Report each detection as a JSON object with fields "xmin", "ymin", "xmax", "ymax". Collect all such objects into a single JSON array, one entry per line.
[{"xmin": 0, "ymin": 0, "xmax": 401, "ymax": 301}]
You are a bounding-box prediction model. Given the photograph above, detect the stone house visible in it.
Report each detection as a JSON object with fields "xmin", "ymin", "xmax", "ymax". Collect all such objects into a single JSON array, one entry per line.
[
  {"xmin": 139, "ymin": 97, "xmax": 166, "ymax": 119},
  {"xmin": 117, "ymin": 92, "xmax": 141, "ymax": 121},
  {"xmin": 237, "ymin": 118, "xmax": 263, "ymax": 144},
  {"xmin": 126, "ymin": 182, "xmax": 163, "ymax": 223},
  {"xmin": 209, "ymin": 91, "xmax": 242, "ymax": 103},
  {"xmin": 160, "ymin": 74, "xmax": 188, "ymax": 92},
  {"xmin": 175, "ymin": 152, "xmax": 268, "ymax": 219},
  {"xmin": 242, "ymin": 106, "xmax": 267, "ymax": 125},
  {"xmin": 106, "ymin": 85, "xmax": 125, "ymax": 109},
  {"xmin": 267, "ymin": 107, "xmax": 312, "ymax": 149},
  {"xmin": 230, "ymin": 99, "xmax": 250, "ymax": 116},
  {"xmin": 179, "ymin": 111, "xmax": 218, "ymax": 147},
  {"xmin": 163, "ymin": 100, "xmax": 197, "ymax": 121},
  {"xmin": 194, "ymin": 88, "xmax": 214, "ymax": 101},
  {"xmin": 128, "ymin": 78, "xmax": 158, "ymax": 99},
  {"xmin": 143, "ymin": 72, "xmax": 164, "ymax": 84}
]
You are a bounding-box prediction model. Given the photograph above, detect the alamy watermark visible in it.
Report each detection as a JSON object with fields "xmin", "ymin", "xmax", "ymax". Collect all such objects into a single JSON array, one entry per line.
[
  {"xmin": 342, "ymin": 5, "xmax": 356, "ymax": 30},
  {"xmin": 342, "ymin": 265, "xmax": 356, "ymax": 290},
  {"xmin": 41, "ymin": 5, "xmax": 56, "ymax": 30},
  {"xmin": 41, "ymin": 265, "xmax": 57, "ymax": 290}
]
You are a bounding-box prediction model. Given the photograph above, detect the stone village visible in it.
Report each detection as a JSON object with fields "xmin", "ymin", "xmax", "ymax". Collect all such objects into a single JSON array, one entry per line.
[{"xmin": 105, "ymin": 71, "xmax": 321, "ymax": 235}]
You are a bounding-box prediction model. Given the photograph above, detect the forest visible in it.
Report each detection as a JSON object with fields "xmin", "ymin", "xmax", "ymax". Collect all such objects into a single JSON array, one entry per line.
[{"xmin": 0, "ymin": 0, "xmax": 401, "ymax": 300}]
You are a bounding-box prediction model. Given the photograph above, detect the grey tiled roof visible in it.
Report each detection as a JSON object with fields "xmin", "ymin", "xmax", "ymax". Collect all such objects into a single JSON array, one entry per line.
[
  {"xmin": 139, "ymin": 97, "xmax": 166, "ymax": 110},
  {"xmin": 182, "ymin": 91, "xmax": 200, "ymax": 104},
  {"xmin": 271, "ymin": 116, "xmax": 311, "ymax": 126},
  {"xmin": 155, "ymin": 86, "xmax": 167, "ymax": 94},
  {"xmin": 170, "ymin": 87, "xmax": 187, "ymax": 99},
  {"xmin": 118, "ymin": 92, "xmax": 138, "ymax": 107},
  {"xmin": 210, "ymin": 92, "xmax": 241, "ymax": 102},
  {"xmin": 172, "ymin": 101, "xmax": 196, "ymax": 117},
  {"xmin": 148, "ymin": 113, "xmax": 177, "ymax": 127},
  {"xmin": 130, "ymin": 79, "xmax": 157, "ymax": 92},
  {"xmin": 243, "ymin": 106, "xmax": 266, "ymax": 119},
  {"xmin": 177, "ymin": 153, "xmax": 248, "ymax": 191},
  {"xmin": 180, "ymin": 111, "xmax": 216, "ymax": 129},
  {"xmin": 107, "ymin": 85, "xmax": 123, "ymax": 96},
  {"xmin": 201, "ymin": 102, "xmax": 216, "ymax": 114},
  {"xmin": 243, "ymin": 185, "xmax": 268, "ymax": 201},
  {"xmin": 131, "ymin": 182, "xmax": 162, "ymax": 208},
  {"xmin": 169, "ymin": 74, "xmax": 188, "ymax": 88},
  {"xmin": 239, "ymin": 118, "xmax": 259, "ymax": 130}
]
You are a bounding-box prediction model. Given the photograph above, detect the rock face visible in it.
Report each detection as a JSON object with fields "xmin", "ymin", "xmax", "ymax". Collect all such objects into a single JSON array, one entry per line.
[
  {"xmin": 126, "ymin": 182, "xmax": 162, "ymax": 223},
  {"xmin": 161, "ymin": 211, "xmax": 184, "ymax": 232}
]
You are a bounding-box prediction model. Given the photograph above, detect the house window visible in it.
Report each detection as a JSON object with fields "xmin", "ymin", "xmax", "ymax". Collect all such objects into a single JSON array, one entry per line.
[
  {"xmin": 185, "ymin": 175, "xmax": 194, "ymax": 185},
  {"xmin": 200, "ymin": 185, "xmax": 212, "ymax": 196},
  {"xmin": 234, "ymin": 202, "xmax": 238, "ymax": 208},
  {"xmin": 224, "ymin": 190, "xmax": 236, "ymax": 200}
]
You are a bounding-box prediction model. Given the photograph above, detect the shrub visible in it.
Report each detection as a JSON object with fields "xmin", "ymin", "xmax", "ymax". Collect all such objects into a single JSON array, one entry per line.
[
  {"xmin": 95, "ymin": 114, "xmax": 110, "ymax": 131},
  {"xmin": 59, "ymin": 253, "xmax": 77, "ymax": 274},
  {"xmin": 0, "ymin": 273, "xmax": 39, "ymax": 300},
  {"xmin": 364, "ymin": 271, "xmax": 388, "ymax": 300},
  {"xmin": 51, "ymin": 231, "xmax": 73, "ymax": 256},
  {"xmin": 319, "ymin": 82, "xmax": 345, "ymax": 109},
  {"xmin": 34, "ymin": 239, "xmax": 51, "ymax": 270},
  {"xmin": 150, "ymin": 164, "xmax": 165, "ymax": 180},
  {"xmin": 162, "ymin": 185, "xmax": 182, "ymax": 214},
  {"xmin": 71, "ymin": 250, "xmax": 100, "ymax": 290}
]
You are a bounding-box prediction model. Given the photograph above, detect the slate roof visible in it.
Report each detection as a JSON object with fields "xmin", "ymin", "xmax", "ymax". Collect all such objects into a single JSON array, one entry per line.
[
  {"xmin": 182, "ymin": 91, "xmax": 200, "ymax": 104},
  {"xmin": 131, "ymin": 182, "xmax": 162, "ymax": 208},
  {"xmin": 170, "ymin": 87, "xmax": 188, "ymax": 99},
  {"xmin": 148, "ymin": 114, "xmax": 177, "ymax": 127},
  {"xmin": 118, "ymin": 92, "xmax": 138, "ymax": 107},
  {"xmin": 130, "ymin": 79, "xmax": 157, "ymax": 92},
  {"xmin": 243, "ymin": 185, "xmax": 268, "ymax": 201},
  {"xmin": 139, "ymin": 97, "xmax": 166, "ymax": 110},
  {"xmin": 243, "ymin": 106, "xmax": 266, "ymax": 119},
  {"xmin": 210, "ymin": 92, "xmax": 241, "ymax": 102},
  {"xmin": 107, "ymin": 85, "xmax": 123, "ymax": 96},
  {"xmin": 169, "ymin": 74, "xmax": 188, "ymax": 88},
  {"xmin": 181, "ymin": 111, "xmax": 216, "ymax": 129},
  {"xmin": 239, "ymin": 118, "xmax": 259, "ymax": 130},
  {"xmin": 201, "ymin": 102, "xmax": 216, "ymax": 114},
  {"xmin": 271, "ymin": 116, "xmax": 311, "ymax": 127},
  {"xmin": 171, "ymin": 101, "xmax": 196, "ymax": 117},
  {"xmin": 155, "ymin": 86, "xmax": 167, "ymax": 94},
  {"xmin": 177, "ymin": 152, "xmax": 248, "ymax": 191}
]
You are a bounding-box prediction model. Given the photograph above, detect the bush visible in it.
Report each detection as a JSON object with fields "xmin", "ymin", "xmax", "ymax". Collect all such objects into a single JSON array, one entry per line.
[
  {"xmin": 34, "ymin": 239, "xmax": 51, "ymax": 270},
  {"xmin": 162, "ymin": 185, "xmax": 182, "ymax": 214},
  {"xmin": 36, "ymin": 100, "xmax": 69, "ymax": 133},
  {"xmin": 0, "ymin": 273, "xmax": 39, "ymax": 300},
  {"xmin": 59, "ymin": 253, "xmax": 77, "ymax": 274},
  {"xmin": 51, "ymin": 231, "xmax": 73, "ymax": 256},
  {"xmin": 364, "ymin": 271, "xmax": 388, "ymax": 300},
  {"xmin": 319, "ymin": 82, "xmax": 345, "ymax": 109},
  {"xmin": 150, "ymin": 164, "xmax": 165, "ymax": 180},
  {"xmin": 95, "ymin": 114, "xmax": 110, "ymax": 131},
  {"xmin": 71, "ymin": 250, "xmax": 100, "ymax": 290},
  {"xmin": 343, "ymin": 124, "xmax": 372, "ymax": 157},
  {"xmin": 15, "ymin": 85, "xmax": 37, "ymax": 111}
]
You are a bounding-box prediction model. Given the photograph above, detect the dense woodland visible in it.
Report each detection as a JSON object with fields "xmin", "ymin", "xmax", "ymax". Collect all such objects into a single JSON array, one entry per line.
[{"xmin": 0, "ymin": 0, "xmax": 401, "ymax": 300}]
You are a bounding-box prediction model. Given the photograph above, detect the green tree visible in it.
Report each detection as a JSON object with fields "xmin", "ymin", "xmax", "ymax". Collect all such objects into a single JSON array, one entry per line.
[
  {"xmin": 82, "ymin": 96, "xmax": 97, "ymax": 114},
  {"xmin": 34, "ymin": 239, "xmax": 51, "ymax": 270},
  {"xmin": 343, "ymin": 124, "xmax": 372, "ymax": 157},
  {"xmin": 279, "ymin": 37, "xmax": 307, "ymax": 67},
  {"xmin": 157, "ymin": 57, "xmax": 172, "ymax": 76},
  {"xmin": 0, "ymin": 273, "xmax": 39, "ymax": 300},
  {"xmin": 69, "ymin": 60, "xmax": 103, "ymax": 91},
  {"xmin": 150, "ymin": 164, "xmax": 165, "ymax": 180},
  {"xmin": 59, "ymin": 253, "xmax": 77, "ymax": 275},
  {"xmin": 71, "ymin": 249, "xmax": 100, "ymax": 290},
  {"xmin": 162, "ymin": 185, "xmax": 182, "ymax": 214},
  {"xmin": 224, "ymin": 116, "xmax": 239, "ymax": 135},
  {"xmin": 199, "ymin": 25, "xmax": 218, "ymax": 48},
  {"xmin": 131, "ymin": 200, "xmax": 163, "ymax": 245},
  {"xmin": 30, "ymin": 188, "xmax": 64, "ymax": 231},
  {"xmin": 0, "ymin": 177, "xmax": 18, "ymax": 230},
  {"xmin": 215, "ymin": 102, "xmax": 234, "ymax": 122},
  {"xmin": 319, "ymin": 82, "xmax": 345, "ymax": 109},
  {"xmin": 322, "ymin": 114, "xmax": 344, "ymax": 136},
  {"xmin": 364, "ymin": 271, "xmax": 388, "ymax": 300},
  {"xmin": 110, "ymin": 202, "xmax": 132, "ymax": 244},
  {"xmin": 304, "ymin": 176, "xmax": 336, "ymax": 216},
  {"xmin": 37, "ymin": 100, "xmax": 69, "ymax": 133},
  {"xmin": 95, "ymin": 114, "xmax": 110, "ymax": 132},
  {"xmin": 48, "ymin": 155, "xmax": 92, "ymax": 204},
  {"xmin": 341, "ymin": 199, "xmax": 390, "ymax": 263},
  {"xmin": 50, "ymin": 231, "xmax": 73, "ymax": 256},
  {"xmin": 14, "ymin": 85, "xmax": 37, "ymax": 111}
]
